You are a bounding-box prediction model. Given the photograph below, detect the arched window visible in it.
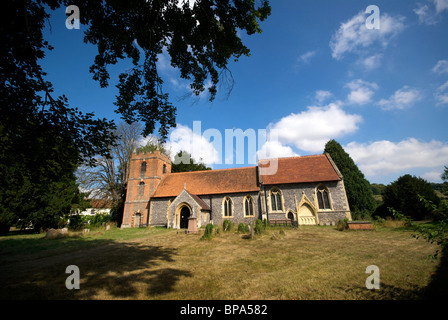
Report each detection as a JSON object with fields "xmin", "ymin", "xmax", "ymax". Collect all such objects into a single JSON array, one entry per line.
[
  {"xmin": 223, "ymin": 197, "xmax": 233, "ymax": 217},
  {"xmin": 163, "ymin": 164, "xmax": 166, "ymax": 174},
  {"xmin": 140, "ymin": 161, "xmax": 147, "ymax": 177},
  {"xmin": 270, "ymin": 188, "xmax": 283, "ymax": 212},
  {"xmin": 317, "ymin": 185, "xmax": 331, "ymax": 210},
  {"xmin": 244, "ymin": 196, "xmax": 255, "ymax": 217},
  {"xmin": 287, "ymin": 211, "xmax": 295, "ymax": 222},
  {"xmin": 138, "ymin": 180, "xmax": 145, "ymax": 196}
]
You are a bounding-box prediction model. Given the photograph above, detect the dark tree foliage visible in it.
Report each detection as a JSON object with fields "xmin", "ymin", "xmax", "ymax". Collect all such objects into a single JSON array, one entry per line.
[
  {"xmin": 1, "ymin": 0, "xmax": 117, "ymax": 165},
  {"xmin": 324, "ymin": 140, "xmax": 377, "ymax": 218},
  {"xmin": 0, "ymin": 0, "xmax": 270, "ymax": 231},
  {"xmin": 0, "ymin": 120, "xmax": 82, "ymax": 232},
  {"xmin": 171, "ymin": 151, "xmax": 211, "ymax": 172},
  {"xmin": 377, "ymin": 174, "xmax": 441, "ymax": 220},
  {"xmin": 371, "ymin": 183, "xmax": 386, "ymax": 196},
  {"xmin": 442, "ymin": 166, "xmax": 448, "ymax": 195},
  {"xmin": 74, "ymin": 0, "xmax": 271, "ymax": 138}
]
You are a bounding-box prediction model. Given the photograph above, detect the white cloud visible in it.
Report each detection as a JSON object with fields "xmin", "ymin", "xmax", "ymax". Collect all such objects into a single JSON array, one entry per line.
[
  {"xmin": 421, "ymin": 170, "xmax": 444, "ymax": 182},
  {"xmin": 414, "ymin": 4, "xmax": 436, "ymax": 24},
  {"xmin": 299, "ymin": 50, "xmax": 317, "ymax": 64},
  {"xmin": 437, "ymin": 80, "xmax": 448, "ymax": 92},
  {"xmin": 435, "ymin": 93, "xmax": 448, "ymax": 105},
  {"xmin": 157, "ymin": 50, "xmax": 173, "ymax": 72},
  {"xmin": 256, "ymin": 140, "xmax": 298, "ymax": 160},
  {"xmin": 330, "ymin": 11, "xmax": 405, "ymax": 60},
  {"xmin": 435, "ymin": 80, "xmax": 448, "ymax": 105},
  {"xmin": 345, "ymin": 79, "xmax": 378, "ymax": 105},
  {"xmin": 169, "ymin": 78, "xmax": 190, "ymax": 91},
  {"xmin": 433, "ymin": 60, "xmax": 448, "ymax": 74},
  {"xmin": 345, "ymin": 138, "xmax": 448, "ymax": 180},
  {"xmin": 434, "ymin": 0, "xmax": 448, "ymax": 13},
  {"xmin": 414, "ymin": 0, "xmax": 448, "ymax": 25},
  {"xmin": 266, "ymin": 103, "xmax": 362, "ymax": 153},
  {"xmin": 378, "ymin": 86, "xmax": 421, "ymax": 110},
  {"xmin": 315, "ymin": 90, "xmax": 333, "ymax": 104},
  {"xmin": 358, "ymin": 54, "xmax": 383, "ymax": 70},
  {"xmin": 164, "ymin": 124, "xmax": 220, "ymax": 165}
]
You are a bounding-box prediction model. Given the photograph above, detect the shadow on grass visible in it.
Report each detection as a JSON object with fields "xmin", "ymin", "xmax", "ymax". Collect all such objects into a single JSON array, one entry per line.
[
  {"xmin": 0, "ymin": 236, "xmax": 192, "ymax": 299},
  {"xmin": 343, "ymin": 283, "xmax": 424, "ymax": 300},
  {"xmin": 342, "ymin": 244, "xmax": 448, "ymax": 300},
  {"xmin": 420, "ymin": 244, "xmax": 448, "ymax": 300}
]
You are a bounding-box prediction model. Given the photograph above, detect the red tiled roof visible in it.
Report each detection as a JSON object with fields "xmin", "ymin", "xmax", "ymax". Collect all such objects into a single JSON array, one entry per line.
[
  {"xmin": 151, "ymin": 166, "xmax": 259, "ymax": 198},
  {"xmin": 151, "ymin": 155, "xmax": 341, "ymax": 198},
  {"xmin": 89, "ymin": 199, "xmax": 114, "ymax": 208},
  {"xmin": 186, "ymin": 190, "xmax": 211, "ymax": 211},
  {"xmin": 260, "ymin": 154, "xmax": 341, "ymax": 185}
]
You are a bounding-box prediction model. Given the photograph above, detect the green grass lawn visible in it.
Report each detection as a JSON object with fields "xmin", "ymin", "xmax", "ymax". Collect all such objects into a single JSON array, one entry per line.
[{"xmin": 0, "ymin": 224, "xmax": 444, "ymax": 300}]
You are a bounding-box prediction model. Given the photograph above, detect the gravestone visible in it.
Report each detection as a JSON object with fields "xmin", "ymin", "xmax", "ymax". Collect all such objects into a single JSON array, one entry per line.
[
  {"xmin": 348, "ymin": 221, "xmax": 373, "ymax": 230},
  {"xmin": 187, "ymin": 217, "xmax": 198, "ymax": 234},
  {"xmin": 248, "ymin": 222, "xmax": 254, "ymax": 239}
]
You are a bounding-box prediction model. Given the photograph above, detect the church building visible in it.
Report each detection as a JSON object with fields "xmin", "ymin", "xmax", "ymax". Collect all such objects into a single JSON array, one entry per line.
[{"xmin": 121, "ymin": 150, "xmax": 352, "ymax": 229}]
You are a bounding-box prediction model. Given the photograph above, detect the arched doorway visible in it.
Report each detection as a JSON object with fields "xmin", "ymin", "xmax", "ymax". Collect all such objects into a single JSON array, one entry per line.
[
  {"xmin": 287, "ymin": 210, "xmax": 295, "ymax": 222},
  {"xmin": 179, "ymin": 206, "xmax": 191, "ymax": 229},
  {"xmin": 298, "ymin": 203, "xmax": 316, "ymax": 225},
  {"xmin": 134, "ymin": 213, "xmax": 141, "ymax": 227}
]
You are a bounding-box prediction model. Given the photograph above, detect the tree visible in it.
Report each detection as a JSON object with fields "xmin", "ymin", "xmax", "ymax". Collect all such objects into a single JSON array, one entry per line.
[
  {"xmin": 414, "ymin": 195, "xmax": 448, "ymax": 259},
  {"xmin": 77, "ymin": 122, "xmax": 143, "ymax": 225},
  {"xmin": 377, "ymin": 174, "xmax": 440, "ymax": 220},
  {"xmin": 371, "ymin": 183, "xmax": 386, "ymax": 196},
  {"xmin": 324, "ymin": 140, "xmax": 377, "ymax": 219},
  {"xmin": 0, "ymin": 120, "xmax": 82, "ymax": 232},
  {"xmin": 2, "ymin": 0, "xmax": 271, "ymax": 144},
  {"xmin": 1, "ymin": 0, "xmax": 271, "ymax": 230},
  {"xmin": 171, "ymin": 151, "xmax": 211, "ymax": 172},
  {"xmin": 136, "ymin": 138, "xmax": 168, "ymax": 155},
  {"xmin": 135, "ymin": 139, "xmax": 211, "ymax": 172},
  {"xmin": 1, "ymin": 1, "xmax": 116, "ymax": 166},
  {"xmin": 442, "ymin": 166, "xmax": 448, "ymax": 195}
]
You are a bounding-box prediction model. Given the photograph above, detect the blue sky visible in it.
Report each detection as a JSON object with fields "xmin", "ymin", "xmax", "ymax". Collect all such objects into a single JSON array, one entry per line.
[{"xmin": 41, "ymin": 0, "xmax": 448, "ymax": 184}]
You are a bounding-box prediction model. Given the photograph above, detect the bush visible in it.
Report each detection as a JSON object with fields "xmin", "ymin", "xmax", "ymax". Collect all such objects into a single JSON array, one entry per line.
[
  {"xmin": 376, "ymin": 174, "xmax": 440, "ymax": 220},
  {"xmin": 263, "ymin": 219, "xmax": 268, "ymax": 229},
  {"xmin": 89, "ymin": 213, "xmax": 111, "ymax": 228},
  {"xmin": 352, "ymin": 209, "xmax": 373, "ymax": 221},
  {"xmin": 382, "ymin": 217, "xmax": 407, "ymax": 228},
  {"xmin": 222, "ymin": 220, "xmax": 232, "ymax": 232},
  {"xmin": 414, "ymin": 197, "xmax": 448, "ymax": 259},
  {"xmin": 201, "ymin": 223, "xmax": 214, "ymax": 240},
  {"xmin": 68, "ymin": 214, "xmax": 84, "ymax": 231},
  {"xmin": 388, "ymin": 207, "xmax": 413, "ymax": 227},
  {"xmin": 336, "ymin": 218, "xmax": 349, "ymax": 231},
  {"xmin": 254, "ymin": 219, "xmax": 264, "ymax": 235},
  {"xmin": 238, "ymin": 223, "xmax": 249, "ymax": 233}
]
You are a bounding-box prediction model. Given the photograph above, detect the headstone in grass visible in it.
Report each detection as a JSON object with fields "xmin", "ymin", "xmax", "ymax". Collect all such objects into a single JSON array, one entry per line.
[
  {"xmin": 45, "ymin": 228, "xmax": 64, "ymax": 239},
  {"xmin": 248, "ymin": 223, "xmax": 254, "ymax": 239}
]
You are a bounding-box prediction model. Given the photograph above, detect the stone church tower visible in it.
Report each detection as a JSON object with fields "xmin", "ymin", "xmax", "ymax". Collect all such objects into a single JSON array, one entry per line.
[{"xmin": 121, "ymin": 150, "xmax": 171, "ymax": 228}]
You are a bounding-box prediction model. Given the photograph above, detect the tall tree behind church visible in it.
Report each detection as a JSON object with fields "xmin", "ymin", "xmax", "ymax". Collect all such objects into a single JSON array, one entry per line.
[{"xmin": 324, "ymin": 140, "xmax": 377, "ymax": 219}]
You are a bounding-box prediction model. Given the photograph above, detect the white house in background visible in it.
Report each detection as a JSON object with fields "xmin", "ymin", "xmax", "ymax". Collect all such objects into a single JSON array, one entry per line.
[{"xmin": 78, "ymin": 199, "xmax": 113, "ymax": 216}]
